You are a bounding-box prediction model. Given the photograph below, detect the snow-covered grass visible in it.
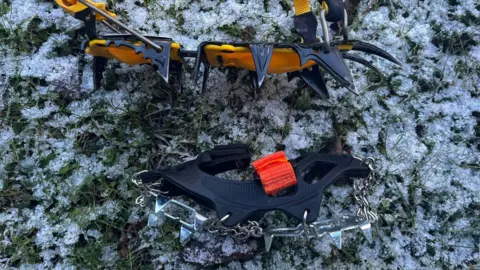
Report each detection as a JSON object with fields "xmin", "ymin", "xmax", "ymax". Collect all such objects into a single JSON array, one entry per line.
[{"xmin": 0, "ymin": 0, "xmax": 479, "ymax": 268}]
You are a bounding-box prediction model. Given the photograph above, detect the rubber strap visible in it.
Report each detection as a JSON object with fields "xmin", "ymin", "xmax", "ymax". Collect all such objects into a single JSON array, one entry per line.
[
  {"xmin": 293, "ymin": 0, "xmax": 311, "ymax": 15},
  {"xmin": 198, "ymin": 144, "xmax": 251, "ymax": 175},
  {"xmin": 252, "ymin": 151, "xmax": 297, "ymax": 195}
]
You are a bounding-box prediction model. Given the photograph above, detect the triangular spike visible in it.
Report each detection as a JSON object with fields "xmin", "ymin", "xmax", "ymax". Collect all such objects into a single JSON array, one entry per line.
[
  {"xmin": 154, "ymin": 197, "xmax": 170, "ymax": 213},
  {"xmin": 105, "ymin": 40, "xmax": 172, "ymax": 83},
  {"xmin": 152, "ymin": 47, "xmax": 171, "ymax": 83},
  {"xmin": 342, "ymin": 52, "xmax": 385, "ymax": 76},
  {"xmin": 328, "ymin": 231, "xmax": 342, "ymax": 249},
  {"xmin": 264, "ymin": 234, "xmax": 274, "ymax": 252},
  {"xmin": 291, "ymin": 45, "xmax": 354, "ymax": 88},
  {"xmin": 250, "ymin": 44, "xmax": 274, "ymax": 88},
  {"xmin": 179, "ymin": 225, "xmax": 193, "ymax": 245},
  {"xmin": 298, "ymin": 66, "xmax": 330, "ymax": 99},
  {"xmin": 147, "ymin": 213, "xmax": 160, "ymax": 227},
  {"xmin": 194, "ymin": 213, "xmax": 208, "ymax": 230},
  {"xmin": 359, "ymin": 223, "xmax": 373, "ymax": 243}
]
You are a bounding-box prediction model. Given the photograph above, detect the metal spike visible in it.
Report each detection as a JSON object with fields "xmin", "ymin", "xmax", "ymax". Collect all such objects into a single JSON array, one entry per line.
[
  {"xmin": 92, "ymin": 56, "xmax": 108, "ymax": 90},
  {"xmin": 105, "ymin": 40, "xmax": 171, "ymax": 83},
  {"xmin": 287, "ymin": 72, "xmax": 298, "ymax": 82},
  {"xmin": 201, "ymin": 64, "xmax": 210, "ymax": 93},
  {"xmin": 194, "ymin": 213, "xmax": 208, "ymax": 230},
  {"xmin": 350, "ymin": 40, "xmax": 402, "ymax": 66},
  {"xmin": 175, "ymin": 62, "xmax": 183, "ymax": 92},
  {"xmin": 154, "ymin": 54, "xmax": 170, "ymax": 83},
  {"xmin": 359, "ymin": 223, "xmax": 373, "ymax": 243},
  {"xmin": 291, "ymin": 46, "xmax": 354, "ymax": 87},
  {"xmin": 154, "ymin": 197, "xmax": 170, "ymax": 214},
  {"xmin": 179, "ymin": 225, "xmax": 194, "ymax": 245},
  {"xmin": 342, "ymin": 52, "xmax": 384, "ymax": 76},
  {"xmin": 264, "ymin": 234, "xmax": 274, "ymax": 252},
  {"xmin": 250, "ymin": 44, "xmax": 274, "ymax": 88},
  {"xmin": 329, "ymin": 231, "xmax": 342, "ymax": 249},
  {"xmin": 345, "ymin": 82, "xmax": 359, "ymax": 96},
  {"xmin": 298, "ymin": 66, "xmax": 330, "ymax": 99},
  {"xmin": 147, "ymin": 213, "xmax": 160, "ymax": 227},
  {"xmin": 192, "ymin": 46, "xmax": 204, "ymax": 86}
]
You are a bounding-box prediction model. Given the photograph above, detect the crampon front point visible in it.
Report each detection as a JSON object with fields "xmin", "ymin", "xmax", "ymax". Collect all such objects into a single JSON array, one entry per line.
[
  {"xmin": 55, "ymin": 0, "xmax": 401, "ymax": 98},
  {"xmin": 132, "ymin": 145, "xmax": 379, "ymax": 252}
]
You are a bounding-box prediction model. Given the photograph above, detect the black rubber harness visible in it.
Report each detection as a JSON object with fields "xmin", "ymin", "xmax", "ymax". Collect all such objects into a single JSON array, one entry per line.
[{"xmin": 138, "ymin": 144, "xmax": 371, "ymax": 227}]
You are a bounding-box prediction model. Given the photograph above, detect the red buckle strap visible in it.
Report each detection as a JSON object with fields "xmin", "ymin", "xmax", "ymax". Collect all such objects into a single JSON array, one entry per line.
[{"xmin": 252, "ymin": 151, "xmax": 297, "ymax": 196}]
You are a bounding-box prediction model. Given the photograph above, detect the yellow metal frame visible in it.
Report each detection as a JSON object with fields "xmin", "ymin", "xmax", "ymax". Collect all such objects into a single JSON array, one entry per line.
[
  {"xmin": 202, "ymin": 44, "xmax": 317, "ymax": 73},
  {"xmin": 86, "ymin": 40, "xmax": 182, "ymax": 65},
  {"xmin": 85, "ymin": 41, "xmax": 356, "ymax": 73},
  {"xmin": 55, "ymin": 0, "xmax": 116, "ymax": 21}
]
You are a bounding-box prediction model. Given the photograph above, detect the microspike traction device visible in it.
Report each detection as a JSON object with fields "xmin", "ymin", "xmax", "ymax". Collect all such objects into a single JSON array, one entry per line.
[
  {"xmin": 56, "ymin": 0, "xmax": 401, "ymax": 98},
  {"xmin": 132, "ymin": 145, "xmax": 379, "ymax": 251}
]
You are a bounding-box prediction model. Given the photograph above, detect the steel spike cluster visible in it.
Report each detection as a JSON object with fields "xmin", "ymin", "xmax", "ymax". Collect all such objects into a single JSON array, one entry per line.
[{"xmin": 55, "ymin": 0, "xmax": 401, "ymax": 97}]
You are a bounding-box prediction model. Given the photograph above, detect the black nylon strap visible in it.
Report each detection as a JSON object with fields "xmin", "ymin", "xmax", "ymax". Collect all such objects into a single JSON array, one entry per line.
[{"xmin": 198, "ymin": 144, "xmax": 251, "ymax": 175}]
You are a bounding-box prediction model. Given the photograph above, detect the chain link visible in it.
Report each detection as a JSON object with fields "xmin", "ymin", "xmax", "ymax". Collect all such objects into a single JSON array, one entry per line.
[
  {"xmin": 131, "ymin": 171, "xmax": 168, "ymax": 207},
  {"xmin": 353, "ymin": 157, "xmax": 378, "ymax": 221},
  {"xmin": 206, "ymin": 217, "xmax": 263, "ymax": 239}
]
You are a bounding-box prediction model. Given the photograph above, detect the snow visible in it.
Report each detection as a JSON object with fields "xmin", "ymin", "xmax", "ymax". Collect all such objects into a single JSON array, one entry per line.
[
  {"xmin": 100, "ymin": 246, "xmax": 119, "ymax": 266},
  {"xmin": 63, "ymin": 223, "xmax": 81, "ymax": 245}
]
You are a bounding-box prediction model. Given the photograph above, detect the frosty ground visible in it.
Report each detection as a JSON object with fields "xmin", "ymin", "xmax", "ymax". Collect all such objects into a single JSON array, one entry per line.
[{"xmin": 0, "ymin": 0, "xmax": 479, "ymax": 269}]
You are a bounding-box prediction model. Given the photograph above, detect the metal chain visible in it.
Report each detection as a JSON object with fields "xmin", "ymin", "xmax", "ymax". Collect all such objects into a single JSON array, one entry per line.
[
  {"xmin": 131, "ymin": 171, "xmax": 168, "ymax": 207},
  {"xmin": 353, "ymin": 157, "xmax": 378, "ymax": 221},
  {"xmin": 206, "ymin": 216, "xmax": 263, "ymax": 239}
]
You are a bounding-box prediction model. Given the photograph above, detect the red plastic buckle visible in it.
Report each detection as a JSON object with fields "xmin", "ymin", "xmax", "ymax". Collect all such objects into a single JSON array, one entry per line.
[{"xmin": 252, "ymin": 151, "xmax": 297, "ymax": 196}]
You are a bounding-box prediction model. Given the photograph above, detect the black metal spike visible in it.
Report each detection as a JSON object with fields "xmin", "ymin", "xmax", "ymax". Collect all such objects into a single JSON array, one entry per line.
[
  {"xmin": 287, "ymin": 72, "xmax": 298, "ymax": 82},
  {"xmin": 92, "ymin": 56, "xmax": 108, "ymax": 90},
  {"xmin": 298, "ymin": 66, "xmax": 330, "ymax": 99},
  {"xmin": 342, "ymin": 52, "xmax": 384, "ymax": 75},
  {"xmin": 347, "ymin": 40, "xmax": 402, "ymax": 66},
  {"xmin": 249, "ymin": 44, "xmax": 274, "ymax": 88},
  {"xmin": 249, "ymin": 71, "xmax": 259, "ymax": 90},
  {"xmin": 172, "ymin": 62, "xmax": 183, "ymax": 92},
  {"xmin": 201, "ymin": 64, "xmax": 210, "ymax": 93},
  {"xmin": 78, "ymin": 48, "xmax": 86, "ymax": 87},
  {"xmin": 105, "ymin": 40, "xmax": 172, "ymax": 83},
  {"xmin": 291, "ymin": 45, "xmax": 354, "ymax": 90},
  {"xmin": 192, "ymin": 46, "xmax": 204, "ymax": 87}
]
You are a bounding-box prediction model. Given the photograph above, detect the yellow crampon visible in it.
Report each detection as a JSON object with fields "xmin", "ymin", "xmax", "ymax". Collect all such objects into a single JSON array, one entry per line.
[{"xmin": 56, "ymin": 0, "xmax": 401, "ymax": 98}]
